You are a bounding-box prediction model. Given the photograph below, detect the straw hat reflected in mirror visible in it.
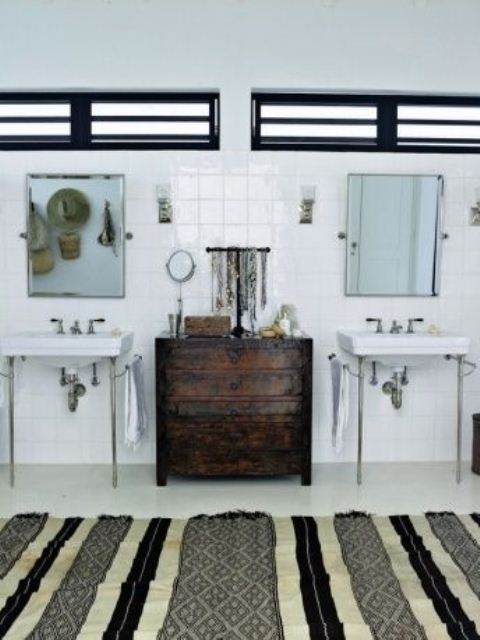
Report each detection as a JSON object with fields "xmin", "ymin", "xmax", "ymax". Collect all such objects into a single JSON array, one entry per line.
[{"xmin": 47, "ymin": 188, "xmax": 90, "ymax": 232}]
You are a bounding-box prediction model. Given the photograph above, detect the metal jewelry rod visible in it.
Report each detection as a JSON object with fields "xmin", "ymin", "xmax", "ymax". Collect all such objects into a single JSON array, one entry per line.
[{"xmin": 206, "ymin": 247, "xmax": 271, "ymax": 253}]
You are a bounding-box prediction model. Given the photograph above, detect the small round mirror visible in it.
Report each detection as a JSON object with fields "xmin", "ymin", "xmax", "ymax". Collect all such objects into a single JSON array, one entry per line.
[{"xmin": 166, "ymin": 250, "xmax": 196, "ymax": 283}]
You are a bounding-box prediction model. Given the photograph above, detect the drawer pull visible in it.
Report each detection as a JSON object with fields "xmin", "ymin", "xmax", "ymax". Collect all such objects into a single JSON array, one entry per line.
[
  {"xmin": 227, "ymin": 349, "xmax": 242, "ymax": 364},
  {"xmin": 230, "ymin": 382, "xmax": 239, "ymax": 391}
]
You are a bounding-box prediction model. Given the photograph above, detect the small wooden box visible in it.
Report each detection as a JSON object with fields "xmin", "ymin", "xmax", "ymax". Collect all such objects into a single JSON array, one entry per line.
[{"xmin": 184, "ymin": 315, "xmax": 231, "ymax": 337}]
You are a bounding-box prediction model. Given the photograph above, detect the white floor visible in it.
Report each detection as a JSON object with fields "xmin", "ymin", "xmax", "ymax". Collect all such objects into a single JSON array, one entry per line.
[{"xmin": 0, "ymin": 462, "xmax": 479, "ymax": 518}]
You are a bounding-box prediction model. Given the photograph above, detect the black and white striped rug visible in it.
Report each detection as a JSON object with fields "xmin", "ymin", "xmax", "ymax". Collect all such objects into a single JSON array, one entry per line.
[{"xmin": 0, "ymin": 511, "xmax": 479, "ymax": 639}]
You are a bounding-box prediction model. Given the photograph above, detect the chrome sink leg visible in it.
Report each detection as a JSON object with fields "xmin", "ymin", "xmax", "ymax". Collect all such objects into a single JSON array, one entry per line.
[
  {"xmin": 110, "ymin": 357, "xmax": 118, "ymax": 488},
  {"xmin": 357, "ymin": 356, "xmax": 365, "ymax": 485},
  {"xmin": 456, "ymin": 355, "xmax": 464, "ymax": 483},
  {"xmin": 8, "ymin": 357, "xmax": 15, "ymax": 487}
]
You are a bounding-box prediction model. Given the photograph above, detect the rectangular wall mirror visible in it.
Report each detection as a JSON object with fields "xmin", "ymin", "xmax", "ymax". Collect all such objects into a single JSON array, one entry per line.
[
  {"xmin": 27, "ymin": 174, "xmax": 125, "ymax": 297},
  {"xmin": 346, "ymin": 174, "xmax": 444, "ymax": 296}
]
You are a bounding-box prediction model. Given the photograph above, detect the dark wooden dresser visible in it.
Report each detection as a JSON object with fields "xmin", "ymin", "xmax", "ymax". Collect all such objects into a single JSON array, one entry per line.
[{"xmin": 155, "ymin": 336, "xmax": 312, "ymax": 486}]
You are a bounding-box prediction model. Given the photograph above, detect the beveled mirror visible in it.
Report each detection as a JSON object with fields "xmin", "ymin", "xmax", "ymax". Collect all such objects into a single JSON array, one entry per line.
[
  {"xmin": 346, "ymin": 174, "xmax": 444, "ymax": 296},
  {"xmin": 27, "ymin": 174, "xmax": 125, "ymax": 297}
]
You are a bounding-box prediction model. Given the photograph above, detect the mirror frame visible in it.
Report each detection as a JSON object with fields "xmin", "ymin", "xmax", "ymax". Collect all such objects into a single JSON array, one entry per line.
[
  {"xmin": 26, "ymin": 174, "xmax": 126, "ymax": 298},
  {"xmin": 166, "ymin": 249, "xmax": 196, "ymax": 284},
  {"xmin": 344, "ymin": 173, "xmax": 445, "ymax": 297}
]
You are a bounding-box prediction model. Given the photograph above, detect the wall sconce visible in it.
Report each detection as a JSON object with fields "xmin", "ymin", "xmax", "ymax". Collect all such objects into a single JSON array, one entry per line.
[
  {"xmin": 299, "ymin": 185, "xmax": 316, "ymax": 224},
  {"xmin": 156, "ymin": 183, "xmax": 173, "ymax": 223},
  {"xmin": 471, "ymin": 187, "xmax": 480, "ymax": 226}
]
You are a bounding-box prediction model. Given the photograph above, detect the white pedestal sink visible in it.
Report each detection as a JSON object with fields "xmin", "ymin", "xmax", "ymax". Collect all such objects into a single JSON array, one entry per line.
[
  {"xmin": 0, "ymin": 331, "xmax": 133, "ymax": 372},
  {"xmin": 336, "ymin": 329, "xmax": 473, "ymax": 485},
  {"xmin": 337, "ymin": 330, "xmax": 469, "ymax": 367},
  {"xmin": 0, "ymin": 330, "xmax": 134, "ymax": 488}
]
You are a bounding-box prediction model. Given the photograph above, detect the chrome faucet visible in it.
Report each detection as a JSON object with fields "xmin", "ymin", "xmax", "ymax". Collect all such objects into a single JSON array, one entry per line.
[
  {"xmin": 407, "ymin": 318, "xmax": 424, "ymax": 334},
  {"xmin": 366, "ymin": 317, "xmax": 383, "ymax": 333},
  {"xmin": 50, "ymin": 318, "xmax": 65, "ymax": 335},
  {"xmin": 70, "ymin": 320, "xmax": 82, "ymax": 335},
  {"xmin": 87, "ymin": 318, "xmax": 106, "ymax": 335},
  {"xmin": 389, "ymin": 320, "xmax": 403, "ymax": 334}
]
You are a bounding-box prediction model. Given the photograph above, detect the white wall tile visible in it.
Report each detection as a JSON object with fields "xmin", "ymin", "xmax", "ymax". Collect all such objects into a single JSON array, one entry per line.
[{"xmin": 0, "ymin": 149, "xmax": 478, "ymax": 468}]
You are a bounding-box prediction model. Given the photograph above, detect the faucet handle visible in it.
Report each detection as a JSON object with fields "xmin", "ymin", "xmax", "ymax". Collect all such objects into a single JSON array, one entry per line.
[
  {"xmin": 407, "ymin": 318, "xmax": 424, "ymax": 334},
  {"xmin": 366, "ymin": 318, "xmax": 383, "ymax": 333},
  {"xmin": 88, "ymin": 318, "xmax": 105, "ymax": 335},
  {"xmin": 50, "ymin": 318, "xmax": 65, "ymax": 335}
]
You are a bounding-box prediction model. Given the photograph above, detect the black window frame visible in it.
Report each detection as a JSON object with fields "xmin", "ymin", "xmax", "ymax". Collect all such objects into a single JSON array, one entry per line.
[
  {"xmin": 251, "ymin": 92, "xmax": 480, "ymax": 153},
  {"xmin": 0, "ymin": 91, "xmax": 220, "ymax": 151}
]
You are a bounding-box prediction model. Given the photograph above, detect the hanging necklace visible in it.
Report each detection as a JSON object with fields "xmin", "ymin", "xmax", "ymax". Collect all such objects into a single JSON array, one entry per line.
[
  {"xmin": 226, "ymin": 249, "xmax": 236, "ymax": 311},
  {"xmin": 247, "ymin": 248, "xmax": 257, "ymax": 332},
  {"xmin": 260, "ymin": 250, "xmax": 268, "ymax": 309},
  {"xmin": 211, "ymin": 251, "xmax": 217, "ymax": 312},
  {"xmin": 214, "ymin": 251, "xmax": 226, "ymax": 313}
]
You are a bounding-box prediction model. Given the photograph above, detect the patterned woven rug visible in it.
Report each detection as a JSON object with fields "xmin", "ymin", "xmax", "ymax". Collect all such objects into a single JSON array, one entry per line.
[{"xmin": 0, "ymin": 512, "xmax": 479, "ymax": 639}]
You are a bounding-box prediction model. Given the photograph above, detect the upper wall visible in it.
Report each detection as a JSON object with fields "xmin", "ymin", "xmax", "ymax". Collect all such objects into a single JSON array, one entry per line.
[{"xmin": 1, "ymin": 0, "xmax": 479, "ymax": 148}]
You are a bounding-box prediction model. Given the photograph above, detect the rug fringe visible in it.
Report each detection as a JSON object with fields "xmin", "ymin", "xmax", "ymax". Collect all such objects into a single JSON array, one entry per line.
[
  {"xmin": 192, "ymin": 510, "xmax": 270, "ymax": 521},
  {"xmin": 334, "ymin": 510, "xmax": 371, "ymax": 519}
]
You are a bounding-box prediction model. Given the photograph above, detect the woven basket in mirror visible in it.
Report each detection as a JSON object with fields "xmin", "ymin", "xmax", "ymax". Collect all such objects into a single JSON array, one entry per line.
[{"xmin": 58, "ymin": 232, "xmax": 81, "ymax": 260}]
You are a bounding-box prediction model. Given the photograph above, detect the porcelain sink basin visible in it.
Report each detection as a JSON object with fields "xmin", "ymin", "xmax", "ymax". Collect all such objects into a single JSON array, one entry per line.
[
  {"xmin": 0, "ymin": 331, "xmax": 134, "ymax": 371},
  {"xmin": 337, "ymin": 330, "xmax": 469, "ymax": 368}
]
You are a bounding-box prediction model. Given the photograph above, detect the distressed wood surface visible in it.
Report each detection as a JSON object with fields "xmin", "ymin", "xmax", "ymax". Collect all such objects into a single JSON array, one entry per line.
[{"xmin": 155, "ymin": 336, "xmax": 313, "ymax": 486}]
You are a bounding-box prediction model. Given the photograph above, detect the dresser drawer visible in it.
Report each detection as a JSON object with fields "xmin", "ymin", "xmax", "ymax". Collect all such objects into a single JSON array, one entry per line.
[
  {"xmin": 166, "ymin": 419, "xmax": 302, "ymax": 450},
  {"xmin": 169, "ymin": 450, "xmax": 304, "ymax": 477},
  {"xmin": 165, "ymin": 370, "xmax": 302, "ymax": 398},
  {"xmin": 162, "ymin": 399, "xmax": 303, "ymax": 418},
  {"xmin": 161, "ymin": 341, "xmax": 304, "ymax": 371}
]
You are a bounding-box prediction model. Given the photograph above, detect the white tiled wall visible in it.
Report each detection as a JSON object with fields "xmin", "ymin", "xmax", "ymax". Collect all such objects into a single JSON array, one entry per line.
[{"xmin": 1, "ymin": 148, "xmax": 480, "ymax": 465}]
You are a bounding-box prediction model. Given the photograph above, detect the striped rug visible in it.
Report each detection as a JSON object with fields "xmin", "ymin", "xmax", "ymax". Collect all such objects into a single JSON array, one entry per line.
[{"xmin": 0, "ymin": 512, "xmax": 479, "ymax": 639}]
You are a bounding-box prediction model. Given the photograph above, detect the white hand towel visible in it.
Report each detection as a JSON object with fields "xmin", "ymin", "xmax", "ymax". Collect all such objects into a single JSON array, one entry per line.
[
  {"xmin": 331, "ymin": 358, "xmax": 350, "ymax": 453},
  {"xmin": 125, "ymin": 356, "xmax": 148, "ymax": 449}
]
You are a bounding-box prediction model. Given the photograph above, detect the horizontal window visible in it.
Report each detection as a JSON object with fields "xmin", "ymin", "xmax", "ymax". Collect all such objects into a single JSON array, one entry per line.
[
  {"xmin": 0, "ymin": 101, "xmax": 71, "ymax": 144},
  {"xmin": 252, "ymin": 92, "xmax": 480, "ymax": 153},
  {"xmin": 398, "ymin": 105, "xmax": 480, "ymax": 121},
  {"xmin": 90, "ymin": 97, "xmax": 216, "ymax": 146},
  {"xmin": 0, "ymin": 103, "xmax": 70, "ymax": 117},
  {"xmin": 0, "ymin": 92, "xmax": 219, "ymax": 150},
  {"xmin": 91, "ymin": 121, "xmax": 209, "ymax": 136},
  {"xmin": 252, "ymin": 94, "xmax": 378, "ymax": 151},
  {"xmin": 397, "ymin": 102, "xmax": 480, "ymax": 150},
  {"xmin": 91, "ymin": 102, "xmax": 210, "ymax": 117},
  {"xmin": 260, "ymin": 123, "xmax": 376, "ymax": 139}
]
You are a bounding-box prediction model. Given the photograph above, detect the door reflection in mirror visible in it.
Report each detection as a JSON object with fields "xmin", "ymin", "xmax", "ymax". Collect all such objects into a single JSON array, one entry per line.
[{"xmin": 346, "ymin": 174, "xmax": 443, "ymax": 296}]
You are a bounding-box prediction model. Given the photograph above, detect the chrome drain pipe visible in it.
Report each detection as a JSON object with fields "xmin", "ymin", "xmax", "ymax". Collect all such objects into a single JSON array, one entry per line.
[
  {"xmin": 382, "ymin": 370, "xmax": 405, "ymax": 410},
  {"xmin": 66, "ymin": 373, "xmax": 86, "ymax": 412}
]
